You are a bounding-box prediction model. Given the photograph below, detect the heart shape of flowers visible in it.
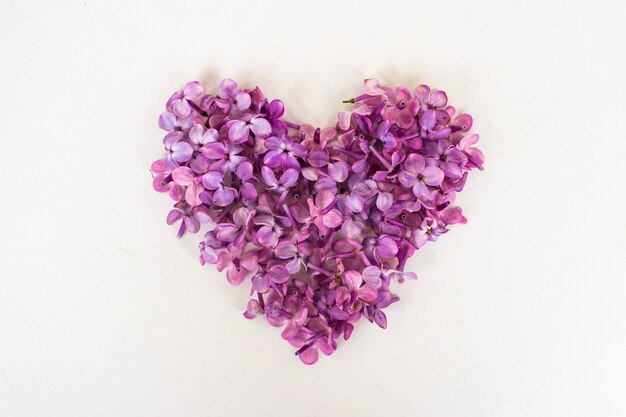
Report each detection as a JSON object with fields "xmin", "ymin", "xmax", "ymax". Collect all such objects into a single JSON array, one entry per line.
[{"xmin": 151, "ymin": 78, "xmax": 484, "ymax": 364}]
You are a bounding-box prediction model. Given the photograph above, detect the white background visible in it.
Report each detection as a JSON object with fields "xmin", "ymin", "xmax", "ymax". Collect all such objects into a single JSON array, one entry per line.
[{"xmin": 1, "ymin": 1, "xmax": 625, "ymax": 416}]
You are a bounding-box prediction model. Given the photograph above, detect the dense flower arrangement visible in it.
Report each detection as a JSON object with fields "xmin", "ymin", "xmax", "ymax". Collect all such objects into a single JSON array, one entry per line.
[{"xmin": 151, "ymin": 78, "xmax": 483, "ymax": 364}]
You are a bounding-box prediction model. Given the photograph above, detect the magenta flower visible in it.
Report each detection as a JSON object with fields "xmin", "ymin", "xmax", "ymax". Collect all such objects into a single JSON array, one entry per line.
[
  {"xmin": 263, "ymin": 134, "xmax": 307, "ymax": 170},
  {"xmin": 162, "ymin": 131, "xmax": 193, "ymax": 167},
  {"xmin": 201, "ymin": 171, "xmax": 238, "ymax": 206},
  {"xmin": 384, "ymin": 86, "xmax": 419, "ymax": 129},
  {"xmin": 414, "ymin": 84, "xmax": 448, "ymax": 110},
  {"xmin": 217, "ymin": 78, "xmax": 252, "ymax": 112},
  {"xmin": 410, "ymin": 217, "xmax": 446, "ymax": 248},
  {"xmin": 216, "ymin": 244, "xmax": 259, "ymax": 285},
  {"xmin": 201, "ymin": 141, "xmax": 246, "ymax": 172},
  {"xmin": 227, "ymin": 113, "xmax": 272, "ymax": 143},
  {"xmin": 166, "ymin": 201, "xmax": 212, "ymax": 238},
  {"xmin": 188, "ymin": 123, "xmax": 219, "ymax": 151},
  {"xmin": 296, "ymin": 190, "xmax": 343, "ymax": 235},
  {"xmin": 398, "ymin": 154, "xmax": 444, "ymax": 200}
]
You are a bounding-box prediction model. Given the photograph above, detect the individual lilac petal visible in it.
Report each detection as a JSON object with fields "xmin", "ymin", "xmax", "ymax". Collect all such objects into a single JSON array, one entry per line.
[
  {"xmin": 201, "ymin": 171, "xmax": 223, "ymax": 189},
  {"xmin": 280, "ymin": 169, "xmax": 299, "ymax": 187},
  {"xmin": 268, "ymin": 99, "xmax": 285, "ymax": 119},
  {"xmin": 322, "ymin": 209, "xmax": 343, "ymax": 228},
  {"xmin": 430, "ymin": 90, "xmax": 448, "ymax": 108},
  {"xmin": 264, "ymin": 136, "xmax": 281, "ymax": 150},
  {"xmin": 219, "ymin": 78, "xmax": 237, "ymax": 98},
  {"xmin": 397, "ymin": 111, "xmax": 415, "ymax": 129},
  {"xmin": 422, "ymin": 166, "xmax": 445, "ymax": 186},
  {"xmin": 173, "ymin": 99, "xmax": 191, "ymax": 118},
  {"xmin": 330, "ymin": 307, "xmax": 350, "ymax": 321},
  {"xmin": 228, "ymin": 120, "xmax": 249, "ymax": 143},
  {"xmin": 201, "ymin": 247, "xmax": 218, "ymax": 265},
  {"xmin": 213, "ymin": 187, "xmax": 235, "ymax": 206},
  {"xmin": 420, "ymin": 109, "xmax": 437, "ymax": 130},
  {"xmin": 362, "ymin": 266, "xmax": 382, "ymax": 287},
  {"xmin": 231, "ymin": 207, "xmax": 249, "ymax": 226},
  {"xmin": 460, "ymin": 133, "xmax": 480, "ymax": 148},
  {"xmin": 281, "ymin": 321, "xmax": 300, "ymax": 340},
  {"xmin": 243, "ymin": 299, "xmax": 263, "ymax": 319},
  {"xmin": 236, "ymin": 161, "xmax": 254, "ymax": 181},
  {"xmin": 374, "ymin": 309, "xmax": 387, "ymax": 329},
  {"xmin": 172, "ymin": 166, "xmax": 195, "ymax": 186},
  {"xmin": 308, "ymin": 150, "xmax": 329, "ymax": 168},
  {"xmin": 234, "ymin": 91, "xmax": 251, "ymax": 110},
  {"xmin": 414, "ymin": 84, "xmax": 430, "ymax": 103},
  {"xmin": 345, "ymin": 194, "xmax": 364, "ymax": 213},
  {"xmin": 241, "ymin": 182, "xmax": 257, "ymax": 201},
  {"xmin": 398, "ymin": 171, "xmax": 417, "ymax": 188},
  {"xmin": 263, "ymin": 149, "xmax": 283, "ymax": 168},
  {"xmin": 275, "ymin": 242, "xmax": 297, "ymax": 259},
  {"xmin": 290, "ymin": 143, "xmax": 308, "ymax": 158},
  {"xmin": 376, "ymin": 192, "xmax": 393, "ymax": 211},
  {"xmin": 465, "ymin": 147, "xmax": 485, "ymax": 169},
  {"xmin": 166, "ymin": 209, "xmax": 182, "ymax": 225},
  {"xmin": 452, "ymin": 114, "xmax": 473, "ymax": 132},
  {"xmin": 328, "ymin": 161, "xmax": 349, "ymax": 183},
  {"xmin": 403, "ymin": 154, "xmax": 425, "ymax": 176},
  {"xmin": 298, "ymin": 347, "xmax": 318, "ymax": 365},
  {"xmin": 338, "ymin": 111, "xmax": 352, "ymax": 130},
  {"xmin": 285, "ymin": 258, "xmax": 302, "ymax": 274},
  {"xmin": 358, "ymin": 285, "xmax": 378, "ymax": 302},
  {"xmin": 429, "ymin": 128, "xmax": 451, "ymax": 140},
  {"xmin": 440, "ymin": 206, "xmax": 467, "ymax": 225},
  {"xmin": 256, "ymin": 226, "xmax": 277, "ymax": 247},
  {"xmin": 194, "ymin": 206, "xmax": 212, "ymax": 224},
  {"xmin": 267, "ymin": 265, "xmax": 289, "ymax": 284},
  {"xmin": 227, "ymin": 267, "xmax": 246, "ymax": 286},
  {"xmin": 301, "ymin": 167, "xmax": 319, "ymax": 181},
  {"xmin": 315, "ymin": 189, "xmax": 335, "ymax": 210},
  {"xmin": 184, "ymin": 216, "xmax": 200, "ymax": 233},
  {"xmin": 261, "ymin": 166, "xmax": 279, "ymax": 187},
  {"xmin": 412, "ymin": 181, "xmax": 430, "ymax": 201},
  {"xmin": 158, "ymin": 112, "xmax": 176, "ymax": 131},
  {"xmin": 216, "ymin": 225, "xmax": 240, "ymax": 242},
  {"xmin": 201, "ymin": 142, "xmax": 226, "ymax": 159},
  {"xmin": 252, "ymin": 274, "xmax": 270, "ymax": 292},
  {"xmin": 283, "ymin": 154, "xmax": 300, "ymax": 170},
  {"xmin": 342, "ymin": 219, "xmax": 361, "ymax": 239},
  {"xmin": 185, "ymin": 183, "xmax": 203, "ymax": 207},
  {"xmin": 240, "ymin": 251, "xmax": 259, "ymax": 271},
  {"xmin": 443, "ymin": 161, "xmax": 463, "ymax": 179},
  {"xmin": 171, "ymin": 141, "xmax": 193, "ymax": 163},
  {"xmin": 163, "ymin": 131, "xmax": 183, "ymax": 149},
  {"xmin": 364, "ymin": 78, "xmax": 385, "ymax": 95},
  {"xmin": 250, "ymin": 118, "xmax": 272, "ymax": 139},
  {"xmin": 343, "ymin": 270, "xmax": 363, "ymax": 289},
  {"xmin": 183, "ymin": 81, "xmax": 204, "ymax": 100}
]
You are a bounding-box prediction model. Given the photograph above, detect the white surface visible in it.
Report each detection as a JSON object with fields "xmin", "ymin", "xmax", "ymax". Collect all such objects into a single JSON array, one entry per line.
[{"xmin": 1, "ymin": 1, "xmax": 625, "ymax": 416}]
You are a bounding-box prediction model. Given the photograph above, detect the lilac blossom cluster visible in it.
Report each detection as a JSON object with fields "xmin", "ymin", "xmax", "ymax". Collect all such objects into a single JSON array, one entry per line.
[{"xmin": 151, "ymin": 78, "xmax": 483, "ymax": 364}]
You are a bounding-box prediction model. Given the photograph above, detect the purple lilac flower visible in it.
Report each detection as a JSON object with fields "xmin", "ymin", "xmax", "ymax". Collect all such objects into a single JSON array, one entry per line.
[{"xmin": 263, "ymin": 134, "xmax": 307, "ymax": 170}]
